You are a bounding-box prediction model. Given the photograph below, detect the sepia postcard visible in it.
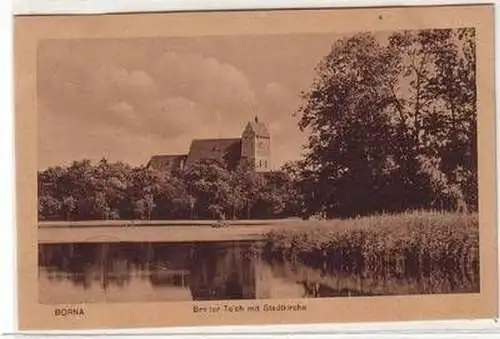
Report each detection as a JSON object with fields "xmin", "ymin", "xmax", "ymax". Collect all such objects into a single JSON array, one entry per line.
[{"xmin": 14, "ymin": 4, "xmax": 498, "ymax": 331}]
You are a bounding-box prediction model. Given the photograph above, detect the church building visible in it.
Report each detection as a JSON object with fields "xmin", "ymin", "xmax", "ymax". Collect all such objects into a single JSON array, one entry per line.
[{"xmin": 147, "ymin": 117, "xmax": 271, "ymax": 173}]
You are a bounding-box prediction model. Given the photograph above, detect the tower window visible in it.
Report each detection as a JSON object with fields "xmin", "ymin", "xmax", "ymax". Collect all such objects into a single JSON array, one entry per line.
[
  {"xmin": 264, "ymin": 160, "xmax": 267, "ymax": 168},
  {"xmin": 258, "ymin": 160, "xmax": 262, "ymax": 168}
]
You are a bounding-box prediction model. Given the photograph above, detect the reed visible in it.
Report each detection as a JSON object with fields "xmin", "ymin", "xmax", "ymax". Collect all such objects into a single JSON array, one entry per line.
[{"xmin": 263, "ymin": 211, "xmax": 479, "ymax": 293}]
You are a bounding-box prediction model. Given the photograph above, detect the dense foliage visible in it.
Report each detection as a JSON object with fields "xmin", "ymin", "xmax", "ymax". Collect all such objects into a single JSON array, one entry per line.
[
  {"xmin": 38, "ymin": 159, "xmax": 302, "ymax": 221},
  {"xmin": 292, "ymin": 28, "xmax": 477, "ymax": 218}
]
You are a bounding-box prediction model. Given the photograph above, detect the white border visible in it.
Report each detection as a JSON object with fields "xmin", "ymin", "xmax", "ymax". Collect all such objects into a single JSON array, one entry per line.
[
  {"xmin": 3, "ymin": 0, "xmax": 500, "ymax": 337},
  {"xmin": 10, "ymin": 0, "xmax": 498, "ymax": 15}
]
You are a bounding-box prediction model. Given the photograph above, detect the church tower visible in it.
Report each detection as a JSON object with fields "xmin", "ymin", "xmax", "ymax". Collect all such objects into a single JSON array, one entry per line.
[{"xmin": 241, "ymin": 116, "xmax": 271, "ymax": 172}]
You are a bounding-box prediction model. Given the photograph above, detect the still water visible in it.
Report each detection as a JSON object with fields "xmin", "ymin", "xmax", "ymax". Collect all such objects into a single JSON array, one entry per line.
[{"xmin": 38, "ymin": 241, "xmax": 478, "ymax": 304}]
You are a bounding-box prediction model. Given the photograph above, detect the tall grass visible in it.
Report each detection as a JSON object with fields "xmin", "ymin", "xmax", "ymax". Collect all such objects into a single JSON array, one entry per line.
[{"xmin": 263, "ymin": 211, "xmax": 479, "ymax": 294}]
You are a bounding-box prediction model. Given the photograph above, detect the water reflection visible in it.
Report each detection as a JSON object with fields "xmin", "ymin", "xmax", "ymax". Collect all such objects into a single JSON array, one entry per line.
[
  {"xmin": 38, "ymin": 241, "xmax": 479, "ymax": 304},
  {"xmin": 39, "ymin": 241, "xmax": 269, "ymax": 304}
]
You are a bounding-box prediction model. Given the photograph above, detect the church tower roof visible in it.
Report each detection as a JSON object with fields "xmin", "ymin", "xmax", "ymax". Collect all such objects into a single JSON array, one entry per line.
[{"xmin": 245, "ymin": 116, "xmax": 270, "ymax": 138}]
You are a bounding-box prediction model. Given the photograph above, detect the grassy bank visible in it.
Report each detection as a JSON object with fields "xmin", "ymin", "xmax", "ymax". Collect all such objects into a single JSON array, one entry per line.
[{"xmin": 262, "ymin": 211, "xmax": 479, "ymax": 293}]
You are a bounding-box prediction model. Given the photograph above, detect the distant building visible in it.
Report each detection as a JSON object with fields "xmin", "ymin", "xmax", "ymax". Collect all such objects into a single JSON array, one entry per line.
[{"xmin": 147, "ymin": 117, "xmax": 271, "ymax": 172}]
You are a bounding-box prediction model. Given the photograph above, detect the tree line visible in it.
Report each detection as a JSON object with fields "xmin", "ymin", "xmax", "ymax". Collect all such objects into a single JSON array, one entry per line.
[
  {"xmin": 38, "ymin": 28, "xmax": 478, "ymax": 221},
  {"xmin": 38, "ymin": 159, "xmax": 302, "ymax": 221}
]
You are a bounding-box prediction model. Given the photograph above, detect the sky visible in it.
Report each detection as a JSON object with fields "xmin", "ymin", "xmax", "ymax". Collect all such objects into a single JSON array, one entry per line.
[{"xmin": 37, "ymin": 33, "xmax": 348, "ymax": 170}]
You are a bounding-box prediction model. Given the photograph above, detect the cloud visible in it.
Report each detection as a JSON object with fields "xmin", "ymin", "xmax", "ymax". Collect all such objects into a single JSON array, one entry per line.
[
  {"xmin": 38, "ymin": 47, "xmax": 256, "ymax": 132},
  {"xmin": 99, "ymin": 67, "xmax": 157, "ymax": 101},
  {"xmin": 142, "ymin": 97, "xmax": 208, "ymax": 139},
  {"xmin": 153, "ymin": 52, "xmax": 257, "ymax": 114},
  {"xmin": 107, "ymin": 101, "xmax": 142, "ymax": 128},
  {"xmin": 38, "ymin": 48, "xmax": 158, "ymax": 120}
]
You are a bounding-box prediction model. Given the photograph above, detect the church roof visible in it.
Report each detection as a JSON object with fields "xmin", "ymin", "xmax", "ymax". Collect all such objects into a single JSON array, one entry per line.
[
  {"xmin": 148, "ymin": 154, "xmax": 187, "ymax": 171},
  {"xmin": 147, "ymin": 117, "xmax": 270, "ymax": 172},
  {"xmin": 245, "ymin": 117, "xmax": 270, "ymax": 138},
  {"xmin": 184, "ymin": 138, "xmax": 242, "ymax": 170}
]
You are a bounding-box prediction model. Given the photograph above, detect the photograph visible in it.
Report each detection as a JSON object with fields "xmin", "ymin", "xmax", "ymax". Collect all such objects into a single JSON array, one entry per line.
[
  {"xmin": 15, "ymin": 4, "xmax": 497, "ymax": 330},
  {"xmin": 37, "ymin": 28, "xmax": 481, "ymax": 304}
]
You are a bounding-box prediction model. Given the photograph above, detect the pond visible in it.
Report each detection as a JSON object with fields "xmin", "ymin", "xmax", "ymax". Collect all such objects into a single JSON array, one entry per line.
[{"xmin": 38, "ymin": 240, "xmax": 479, "ymax": 304}]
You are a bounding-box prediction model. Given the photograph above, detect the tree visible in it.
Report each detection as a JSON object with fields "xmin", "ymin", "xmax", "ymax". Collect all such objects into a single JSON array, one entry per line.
[
  {"xmin": 388, "ymin": 29, "xmax": 477, "ymax": 211},
  {"xmin": 132, "ymin": 199, "xmax": 148, "ymax": 220},
  {"xmin": 296, "ymin": 33, "xmax": 401, "ymax": 217},
  {"xmin": 61, "ymin": 196, "xmax": 77, "ymax": 220},
  {"xmin": 95, "ymin": 159, "xmax": 131, "ymax": 219},
  {"xmin": 253, "ymin": 170, "xmax": 301, "ymax": 219},
  {"xmin": 183, "ymin": 160, "xmax": 233, "ymax": 219},
  {"xmin": 230, "ymin": 159, "xmax": 265, "ymax": 219},
  {"xmin": 281, "ymin": 161, "xmax": 309, "ymax": 218},
  {"xmin": 38, "ymin": 195, "xmax": 62, "ymax": 220},
  {"xmin": 295, "ymin": 29, "xmax": 477, "ymax": 217},
  {"xmin": 152, "ymin": 174, "xmax": 191, "ymax": 219},
  {"xmin": 126, "ymin": 166, "xmax": 163, "ymax": 220}
]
